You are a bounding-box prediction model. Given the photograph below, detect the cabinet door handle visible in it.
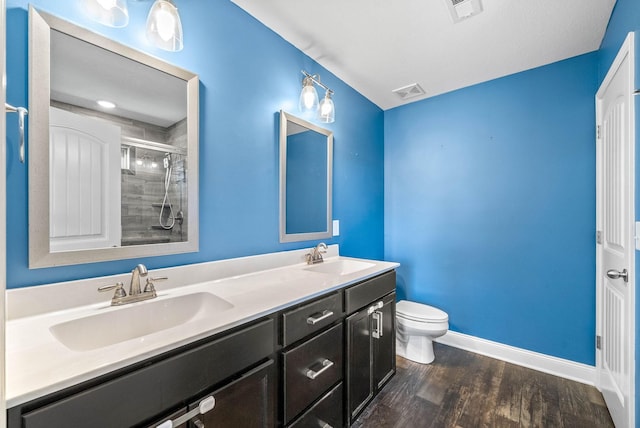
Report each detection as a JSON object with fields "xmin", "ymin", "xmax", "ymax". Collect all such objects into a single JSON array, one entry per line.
[
  {"xmin": 372, "ymin": 311, "xmax": 383, "ymax": 339},
  {"xmin": 155, "ymin": 395, "xmax": 215, "ymax": 428},
  {"xmin": 305, "ymin": 358, "xmax": 334, "ymax": 379},
  {"xmin": 307, "ymin": 310, "xmax": 334, "ymax": 325}
]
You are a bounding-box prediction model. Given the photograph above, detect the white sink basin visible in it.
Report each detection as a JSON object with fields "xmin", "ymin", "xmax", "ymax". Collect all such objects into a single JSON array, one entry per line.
[
  {"xmin": 50, "ymin": 292, "xmax": 234, "ymax": 351},
  {"xmin": 305, "ymin": 259, "xmax": 375, "ymax": 276}
]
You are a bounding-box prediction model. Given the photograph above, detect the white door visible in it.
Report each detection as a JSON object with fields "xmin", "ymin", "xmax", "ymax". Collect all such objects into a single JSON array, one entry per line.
[
  {"xmin": 596, "ymin": 32, "xmax": 636, "ymax": 428},
  {"xmin": 49, "ymin": 107, "xmax": 122, "ymax": 251}
]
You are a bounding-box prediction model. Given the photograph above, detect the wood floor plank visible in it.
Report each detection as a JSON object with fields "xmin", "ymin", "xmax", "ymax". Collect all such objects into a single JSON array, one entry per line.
[
  {"xmin": 456, "ymin": 351, "xmax": 504, "ymax": 428},
  {"xmin": 517, "ymin": 367, "xmax": 563, "ymax": 428},
  {"xmin": 353, "ymin": 343, "xmax": 614, "ymax": 428},
  {"xmin": 493, "ymin": 361, "xmax": 524, "ymax": 424}
]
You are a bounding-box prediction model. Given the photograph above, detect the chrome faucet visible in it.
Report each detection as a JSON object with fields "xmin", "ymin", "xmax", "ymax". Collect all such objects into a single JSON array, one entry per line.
[
  {"xmin": 129, "ymin": 263, "xmax": 148, "ymax": 296},
  {"xmin": 306, "ymin": 243, "xmax": 328, "ymax": 265},
  {"xmin": 98, "ymin": 263, "xmax": 167, "ymax": 306}
]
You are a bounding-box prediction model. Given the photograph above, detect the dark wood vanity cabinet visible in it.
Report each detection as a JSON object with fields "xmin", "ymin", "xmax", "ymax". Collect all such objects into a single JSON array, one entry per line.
[
  {"xmin": 344, "ymin": 272, "xmax": 396, "ymax": 424},
  {"xmin": 7, "ymin": 270, "xmax": 397, "ymax": 428},
  {"xmin": 282, "ymin": 271, "xmax": 397, "ymax": 427}
]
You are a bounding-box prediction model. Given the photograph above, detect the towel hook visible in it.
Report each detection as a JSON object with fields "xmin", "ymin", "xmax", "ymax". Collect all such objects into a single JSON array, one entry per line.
[{"xmin": 5, "ymin": 103, "xmax": 28, "ymax": 163}]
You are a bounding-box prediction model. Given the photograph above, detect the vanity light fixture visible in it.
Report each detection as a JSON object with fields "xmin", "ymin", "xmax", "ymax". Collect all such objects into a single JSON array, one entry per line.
[
  {"xmin": 83, "ymin": 0, "xmax": 130, "ymax": 28},
  {"xmin": 318, "ymin": 91, "xmax": 335, "ymax": 124},
  {"xmin": 299, "ymin": 74, "xmax": 319, "ymax": 113},
  {"xmin": 146, "ymin": 0, "xmax": 184, "ymax": 52},
  {"xmin": 299, "ymin": 70, "xmax": 335, "ymax": 123}
]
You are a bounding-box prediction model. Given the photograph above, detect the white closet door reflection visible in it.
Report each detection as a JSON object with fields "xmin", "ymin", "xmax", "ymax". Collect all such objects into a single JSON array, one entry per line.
[{"xmin": 49, "ymin": 107, "xmax": 121, "ymax": 251}]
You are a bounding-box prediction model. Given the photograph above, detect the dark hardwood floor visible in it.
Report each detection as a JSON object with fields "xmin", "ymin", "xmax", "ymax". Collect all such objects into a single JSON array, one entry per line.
[{"xmin": 352, "ymin": 343, "xmax": 614, "ymax": 428}]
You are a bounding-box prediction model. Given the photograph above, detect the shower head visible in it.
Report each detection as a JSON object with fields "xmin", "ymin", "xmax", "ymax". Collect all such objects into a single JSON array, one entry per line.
[{"xmin": 163, "ymin": 153, "xmax": 172, "ymax": 169}]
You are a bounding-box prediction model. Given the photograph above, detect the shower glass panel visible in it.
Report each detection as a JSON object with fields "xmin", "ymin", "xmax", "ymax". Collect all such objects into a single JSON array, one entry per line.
[{"xmin": 121, "ymin": 145, "xmax": 187, "ymax": 246}]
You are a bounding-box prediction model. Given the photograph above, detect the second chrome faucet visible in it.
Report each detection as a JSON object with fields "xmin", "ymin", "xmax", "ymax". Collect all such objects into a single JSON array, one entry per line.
[{"xmin": 306, "ymin": 243, "xmax": 328, "ymax": 265}]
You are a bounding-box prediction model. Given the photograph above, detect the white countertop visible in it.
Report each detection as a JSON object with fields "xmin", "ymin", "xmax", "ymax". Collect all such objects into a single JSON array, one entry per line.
[{"xmin": 6, "ymin": 246, "xmax": 398, "ymax": 408}]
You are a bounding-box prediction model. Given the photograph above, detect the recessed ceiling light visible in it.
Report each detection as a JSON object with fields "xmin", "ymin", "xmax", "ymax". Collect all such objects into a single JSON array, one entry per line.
[{"xmin": 97, "ymin": 99, "xmax": 116, "ymax": 109}]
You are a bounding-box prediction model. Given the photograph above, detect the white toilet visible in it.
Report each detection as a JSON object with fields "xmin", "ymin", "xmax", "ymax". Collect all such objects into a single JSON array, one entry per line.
[{"xmin": 396, "ymin": 300, "xmax": 449, "ymax": 364}]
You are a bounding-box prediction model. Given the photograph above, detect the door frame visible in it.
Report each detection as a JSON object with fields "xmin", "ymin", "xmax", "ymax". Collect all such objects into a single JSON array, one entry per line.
[
  {"xmin": 1, "ymin": 0, "xmax": 7, "ymax": 425},
  {"xmin": 596, "ymin": 31, "xmax": 636, "ymax": 428}
]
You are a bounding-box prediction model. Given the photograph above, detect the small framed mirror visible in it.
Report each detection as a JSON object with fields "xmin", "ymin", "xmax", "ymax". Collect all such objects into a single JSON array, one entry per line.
[
  {"xmin": 28, "ymin": 7, "xmax": 199, "ymax": 267},
  {"xmin": 279, "ymin": 111, "xmax": 333, "ymax": 243}
]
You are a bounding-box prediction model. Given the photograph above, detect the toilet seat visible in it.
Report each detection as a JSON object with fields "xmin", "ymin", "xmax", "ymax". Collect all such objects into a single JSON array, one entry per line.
[{"xmin": 396, "ymin": 300, "xmax": 448, "ymax": 323}]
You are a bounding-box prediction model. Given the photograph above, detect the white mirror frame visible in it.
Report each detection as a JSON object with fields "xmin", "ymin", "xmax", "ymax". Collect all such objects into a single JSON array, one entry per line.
[
  {"xmin": 279, "ymin": 110, "xmax": 333, "ymax": 243},
  {"xmin": 28, "ymin": 7, "xmax": 199, "ymax": 268}
]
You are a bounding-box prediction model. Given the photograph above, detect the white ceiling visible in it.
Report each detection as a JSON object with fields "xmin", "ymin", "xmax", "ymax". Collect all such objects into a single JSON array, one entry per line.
[
  {"xmin": 51, "ymin": 29, "xmax": 187, "ymax": 128},
  {"xmin": 231, "ymin": 0, "xmax": 617, "ymax": 110}
]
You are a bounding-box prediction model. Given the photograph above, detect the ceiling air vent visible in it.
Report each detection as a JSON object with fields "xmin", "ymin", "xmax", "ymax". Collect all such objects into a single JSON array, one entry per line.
[
  {"xmin": 445, "ymin": 0, "xmax": 483, "ymax": 23},
  {"xmin": 392, "ymin": 83, "xmax": 425, "ymax": 100}
]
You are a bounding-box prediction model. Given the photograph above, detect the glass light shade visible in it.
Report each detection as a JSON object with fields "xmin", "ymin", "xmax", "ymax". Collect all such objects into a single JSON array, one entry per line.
[
  {"xmin": 299, "ymin": 77, "xmax": 319, "ymax": 113},
  {"xmin": 318, "ymin": 92, "xmax": 335, "ymax": 123},
  {"xmin": 84, "ymin": 0, "xmax": 129, "ymax": 28},
  {"xmin": 146, "ymin": 0, "xmax": 184, "ymax": 52}
]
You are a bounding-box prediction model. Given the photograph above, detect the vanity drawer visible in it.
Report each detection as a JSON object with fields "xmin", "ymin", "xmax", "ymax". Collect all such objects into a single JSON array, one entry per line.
[
  {"xmin": 344, "ymin": 271, "xmax": 396, "ymax": 314},
  {"xmin": 289, "ymin": 382, "xmax": 343, "ymax": 428},
  {"xmin": 283, "ymin": 323, "xmax": 343, "ymax": 424},
  {"xmin": 282, "ymin": 292, "xmax": 342, "ymax": 346}
]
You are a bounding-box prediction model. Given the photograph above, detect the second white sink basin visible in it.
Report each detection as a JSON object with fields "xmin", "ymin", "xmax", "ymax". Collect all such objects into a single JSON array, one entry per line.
[
  {"xmin": 50, "ymin": 292, "xmax": 234, "ymax": 351},
  {"xmin": 305, "ymin": 259, "xmax": 375, "ymax": 276}
]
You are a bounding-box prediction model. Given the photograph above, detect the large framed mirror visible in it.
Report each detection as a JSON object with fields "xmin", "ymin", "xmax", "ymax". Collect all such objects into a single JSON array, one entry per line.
[
  {"xmin": 28, "ymin": 7, "xmax": 199, "ymax": 268},
  {"xmin": 279, "ymin": 111, "xmax": 333, "ymax": 243}
]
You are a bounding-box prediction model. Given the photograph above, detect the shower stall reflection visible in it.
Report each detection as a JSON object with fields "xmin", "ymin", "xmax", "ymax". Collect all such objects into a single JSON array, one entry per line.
[{"xmin": 121, "ymin": 145, "xmax": 187, "ymax": 246}]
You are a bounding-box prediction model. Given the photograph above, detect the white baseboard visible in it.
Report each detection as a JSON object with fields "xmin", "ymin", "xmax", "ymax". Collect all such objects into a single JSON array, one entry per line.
[{"xmin": 435, "ymin": 331, "xmax": 596, "ymax": 386}]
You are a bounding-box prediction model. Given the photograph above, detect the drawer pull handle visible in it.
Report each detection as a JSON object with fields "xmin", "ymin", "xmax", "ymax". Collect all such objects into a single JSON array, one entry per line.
[
  {"xmin": 306, "ymin": 359, "xmax": 334, "ymax": 380},
  {"xmin": 307, "ymin": 310, "xmax": 334, "ymax": 325},
  {"xmin": 155, "ymin": 395, "xmax": 215, "ymax": 428}
]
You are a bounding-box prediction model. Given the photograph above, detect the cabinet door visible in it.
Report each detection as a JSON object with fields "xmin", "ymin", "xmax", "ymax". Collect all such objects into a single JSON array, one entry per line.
[
  {"xmin": 373, "ymin": 292, "xmax": 396, "ymax": 390},
  {"xmin": 345, "ymin": 307, "xmax": 373, "ymax": 422},
  {"xmin": 188, "ymin": 360, "xmax": 275, "ymax": 428}
]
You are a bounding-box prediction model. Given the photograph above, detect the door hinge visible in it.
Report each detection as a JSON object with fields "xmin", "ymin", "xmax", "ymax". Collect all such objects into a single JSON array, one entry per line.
[
  {"xmin": 597, "ymin": 230, "xmax": 602, "ymax": 245},
  {"xmin": 597, "ymin": 125, "xmax": 601, "ymax": 139},
  {"xmin": 597, "ymin": 335, "xmax": 602, "ymax": 350}
]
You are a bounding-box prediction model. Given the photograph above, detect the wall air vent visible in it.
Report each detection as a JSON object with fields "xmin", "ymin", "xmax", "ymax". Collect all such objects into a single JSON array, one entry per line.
[
  {"xmin": 392, "ymin": 83, "xmax": 426, "ymax": 100},
  {"xmin": 445, "ymin": 0, "xmax": 483, "ymax": 23}
]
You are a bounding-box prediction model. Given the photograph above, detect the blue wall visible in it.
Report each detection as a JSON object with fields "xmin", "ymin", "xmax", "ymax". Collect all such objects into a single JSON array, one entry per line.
[
  {"xmin": 5, "ymin": 0, "xmax": 385, "ymax": 288},
  {"xmin": 384, "ymin": 53, "xmax": 598, "ymax": 364}
]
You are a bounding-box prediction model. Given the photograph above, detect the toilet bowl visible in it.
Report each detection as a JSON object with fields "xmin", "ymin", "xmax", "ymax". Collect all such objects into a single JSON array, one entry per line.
[{"xmin": 396, "ymin": 300, "xmax": 449, "ymax": 364}]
